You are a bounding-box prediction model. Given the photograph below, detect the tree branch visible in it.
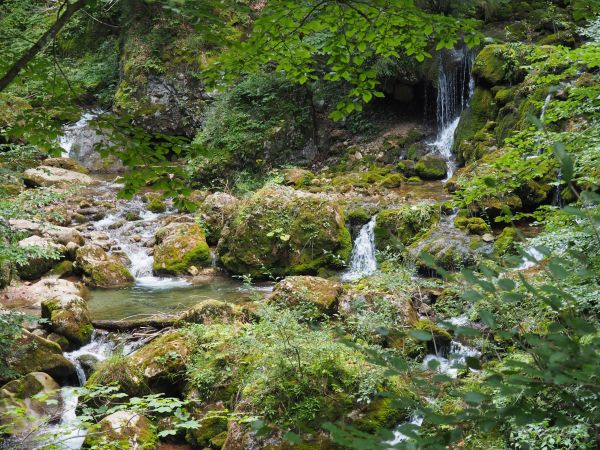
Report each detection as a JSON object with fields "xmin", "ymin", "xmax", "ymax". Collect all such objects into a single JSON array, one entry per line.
[{"xmin": 0, "ymin": 0, "xmax": 90, "ymax": 93}]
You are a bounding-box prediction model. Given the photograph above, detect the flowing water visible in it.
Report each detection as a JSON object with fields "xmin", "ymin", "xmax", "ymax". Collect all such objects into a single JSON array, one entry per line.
[
  {"xmin": 429, "ymin": 49, "xmax": 475, "ymax": 180},
  {"xmin": 422, "ymin": 340, "xmax": 481, "ymax": 379},
  {"xmin": 342, "ymin": 217, "xmax": 378, "ymax": 281}
]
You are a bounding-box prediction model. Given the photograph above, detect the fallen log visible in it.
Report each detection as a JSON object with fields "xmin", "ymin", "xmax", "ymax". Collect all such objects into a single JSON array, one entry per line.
[{"xmin": 92, "ymin": 316, "xmax": 179, "ymax": 331}]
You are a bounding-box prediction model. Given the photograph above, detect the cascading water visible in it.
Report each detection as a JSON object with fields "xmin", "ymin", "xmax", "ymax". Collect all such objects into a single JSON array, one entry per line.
[
  {"xmin": 39, "ymin": 332, "xmax": 115, "ymax": 449},
  {"xmin": 342, "ymin": 218, "xmax": 378, "ymax": 281},
  {"xmin": 429, "ymin": 48, "xmax": 475, "ymax": 180},
  {"xmin": 93, "ymin": 195, "xmax": 191, "ymax": 289},
  {"xmin": 422, "ymin": 340, "xmax": 481, "ymax": 379}
]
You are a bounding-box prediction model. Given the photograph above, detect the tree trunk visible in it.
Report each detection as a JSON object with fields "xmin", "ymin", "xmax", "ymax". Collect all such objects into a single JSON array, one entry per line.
[{"xmin": 0, "ymin": 0, "xmax": 90, "ymax": 93}]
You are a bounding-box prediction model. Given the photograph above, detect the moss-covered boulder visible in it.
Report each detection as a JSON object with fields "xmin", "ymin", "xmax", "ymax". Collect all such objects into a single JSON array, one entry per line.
[
  {"xmin": 269, "ymin": 276, "xmax": 342, "ymax": 317},
  {"xmin": 0, "ymin": 372, "xmax": 63, "ymax": 436},
  {"xmin": 82, "ymin": 411, "xmax": 157, "ymax": 449},
  {"xmin": 407, "ymin": 226, "xmax": 492, "ymax": 274},
  {"xmin": 146, "ymin": 194, "xmax": 167, "ymax": 213},
  {"xmin": 75, "ymin": 244, "xmax": 134, "ymax": 288},
  {"xmin": 415, "ymin": 156, "xmax": 447, "ymax": 180},
  {"xmin": 179, "ymin": 299, "xmax": 239, "ymax": 324},
  {"xmin": 16, "ymin": 236, "xmax": 65, "ymax": 280},
  {"xmin": 185, "ymin": 403, "xmax": 228, "ymax": 448},
  {"xmin": 454, "ymin": 217, "xmax": 490, "ymax": 235},
  {"xmin": 198, "ymin": 192, "xmax": 239, "ymax": 245},
  {"xmin": 153, "ymin": 222, "xmax": 211, "ymax": 275},
  {"xmin": 129, "ymin": 331, "xmax": 191, "ymax": 395},
  {"xmin": 282, "ymin": 168, "xmax": 314, "ymax": 187},
  {"xmin": 472, "ymin": 44, "xmax": 527, "ymax": 87},
  {"xmin": 41, "ymin": 295, "xmax": 93, "ymax": 348},
  {"xmin": 494, "ymin": 227, "xmax": 522, "ymax": 257},
  {"xmin": 3, "ymin": 329, "xmax": 77, "ymax": 385},
  {"xmin": 374, "ymin": 203, "xmax": 439, "ymax": 251},
  {"xmin": 217, "ymin": 185, "xmax": 351, "ymax": 278}
]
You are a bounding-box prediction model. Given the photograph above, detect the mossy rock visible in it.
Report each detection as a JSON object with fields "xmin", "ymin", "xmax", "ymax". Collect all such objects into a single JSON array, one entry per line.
[
  {"xmin": 283, "ymin": 168, "xmax": 314, "ymax": 187},
  {"xmin": 147, "ymin": 197, "xmax": 167, "ymax": 213},
  {"xmin": 407, "ymin": 176, "xmax": 422, "ymax": 184},
  {"xmin": 269, "ymin": 276, "xmax": 342, "ymax": 318},
  {"xmin": 16, "ymin": 236, "xmax": 65, "ymax": 281},
  {"xmin": 179, "ymin": 299, "xmax": 239, "ymax": 324},
  {"xmin": 454, "ymin": 217, "xmax": 490, "ymax": 235},
  {"xmin": 453, "ymin": 88, "xmax": 498, "ymax": 164},
  {"xmin": 153, "ymin": 222, "xmax": 211, "ymax": 275},
  {"xmin": 86, "ymin": 355, "xmax": 148, "ymax": 398},
  {"xmin": 41, "ymin": 295, "xmax": 93, "ymax": 347},
  {"xmin": 3, "ymin": 330, "xmax": 77, "ymax": 385},
  {"xmin": 494, "ymin": 227, "xmax": 522, "ymax": 257},
  {"xmin": 415, "ymin": 157, "xmax": 447, "ymax": 180},
  {"xmin": 186, "ymin": 403, "xmax": 228, "ymax": 448},
  {"xmin": 346, "ymin": 208, "xmax": 371, "ymax": 227},
  {"xmin": 217, "ymin": 185, "xmax": 351, "ymax": 279},
  {"xmin": 374, "ymin": 203, "xmax": 439, "ymax": 251},
  {"xmin": 517, "ymin": 179, "xmax": 552, "ymax": 208},
  {"xmin": 414, "ymin": 319, "xmax": 452, "ymax": 350},
  {"xmin": 197, "ymin": 192, "xmax": 239, "ymax": 246},
  {"xmin": 82, "ymin": 411, "xmax": 157, "ymax": 449},
  {"xmin": 87, "ymin": 260, "xmax": 134, "ymax": 288},
  {"xmin": 379, "ymin": 173, "xmax": 404, "ymax": 188},
  {"xmin": 396, "ymin": 160, "xmax": 416, "ymax": 177},
  {"xmin": 472, "ymin": 44, "xmax": 527, "ymax": 87}
]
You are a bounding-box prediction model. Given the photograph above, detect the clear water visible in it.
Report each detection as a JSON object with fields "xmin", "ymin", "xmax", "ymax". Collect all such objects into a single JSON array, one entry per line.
[{"xmin": 87, "ymin": 276, "xmax": 259, "ymax": 320}]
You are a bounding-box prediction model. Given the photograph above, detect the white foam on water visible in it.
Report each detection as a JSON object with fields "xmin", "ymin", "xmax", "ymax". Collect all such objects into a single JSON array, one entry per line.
[{"xmin": 342, "ymin": 218, "xmax": 378, "ymax": 281}]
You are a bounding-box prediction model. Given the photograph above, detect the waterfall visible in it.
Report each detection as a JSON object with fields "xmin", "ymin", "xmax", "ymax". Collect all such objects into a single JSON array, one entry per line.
[
  {"xmin": 386, "ymin": 414, "xmax": 424, "ymax": 446},
  {"xmin": 342, "ymin": 218, "xmax": 377, "ymax": 281},
  {"xmin": 429, "ymin": 48, "xmax": 475, "ymax": 180},
  {"xmin": 57, "ymin": 110, "xmax": 123, "ymax": 172},
  {"xmin": 422, "ymin": 340, "xmax": 481, "ymax": 379}
]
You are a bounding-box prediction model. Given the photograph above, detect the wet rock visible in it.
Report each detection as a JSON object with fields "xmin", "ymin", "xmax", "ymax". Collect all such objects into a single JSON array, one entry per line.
[
  {"xmin": 415, "ymin": 156, "xmax": 447, "ymax": 180},
  {"xmin": 82, "ymin": 411, "xmax": 157, "ymax": 449},
  {"xmin": 41, "ymin": 295, "xmax": 93, "ymax": 348},
  {"xmin": 0, "ymin": 372, "xmax": 63, "ymax": 436},
  {"xmin": 269, "ymin": 276, "xmax": 342, "ymax": 317},
  {"xmin": 17, "ymin": 236, "xmax": 65, "ymax": 280},
  {"xmin": 77, "ymin": 354, "xmax": 99, "ymax": 378},
  {"xmin": 46, "ymin": 332, "xmax": 70, "ymax": 351},
  {"xmin": 23, "ymin": 166, "xmax": 94, "ymax": 188},
  {"xmin": 217, "ymin": 185, "xmax": 351, "ymax": 279},
  {"xmin": 75, "ymin": 244, "xmax": 134, "ymax": 288},
  {"xmin": 0, "ymin": 278, "xmax": 86, "ymax": 313},
  {"xmin": 197, "ymin": 192, "xmax": 239, "ymax": 245},
  {"xmin": 153, "ymin": 222, "xmax": 211, "ymax": 276},
  {"xmin": 3, "ymin": 329, "xmax": 77, "ymax": 385}
]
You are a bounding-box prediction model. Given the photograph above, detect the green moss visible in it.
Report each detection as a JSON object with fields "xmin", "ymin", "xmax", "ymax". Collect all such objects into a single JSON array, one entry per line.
[
  {"xmin": 379, "ymin": 173, "xmax": 404, "ymax": 188},
  {"xmin": 407, "ymin": 176, "xmax": 422, "ymax": 184},
  {"xmin": 217, "ymin": 186, "xmax": 351, "ymax": 279},
  {"xmin": 374, "ymin": 203, "xmax": 439, "ymax": 251},
  {"xmin": 396, "ymin": 160, "xmax": 416, "ymax": 177},
  {"xmin": 354, "ymin": 398, "xmax": 408, "ymax": 434},
  {"xmin": 153, "ymin": 223, "xmax": 212, "ymax": 275},
  {"xmin": 454, "ymin": 217, "xmax": 490, "ymax": 235},
  {"xmin": 415, "ymin": 157, "xmax": 447, "ymax": 180},
  {"xmin": 347, "ymin": 208, "xmax": 371, "ymax": 226},
  {"xmin": 494, "ymin": 227, "xmax": 521, "ymax": 257},
  {"xmin": 147, "ymin": 197, "xmax": 167, "ymax": 213},
  {"xmin": 186, "ymin": 408, "xmax": 228, "ymax": 448},
  {"xmin": 88, "ymin": 261, "xmax": 134, "ymax": 288},
  {"xmin": 453, "ymin": 88, "xmax": 498, "ymax": 164},
  {"xmin": 86, "ymin": 355, "xmax": 149, "ymax": 397}
]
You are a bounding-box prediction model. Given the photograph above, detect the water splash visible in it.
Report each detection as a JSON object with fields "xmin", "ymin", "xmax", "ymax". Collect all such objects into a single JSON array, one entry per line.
[
  {"xmin": 58, "ymin": 110, "xmax": 103, "ymax": 158},
  {"xmin": 423, "ymin": 340, "xmax": 481, "ymax": 379},
  {"xmin": 342, "ymin": 218, "xmax": 377, "ymax": 281},
  {"xmin": 386, "ymin": 414, "xmax": 424, "ymax": 446}
]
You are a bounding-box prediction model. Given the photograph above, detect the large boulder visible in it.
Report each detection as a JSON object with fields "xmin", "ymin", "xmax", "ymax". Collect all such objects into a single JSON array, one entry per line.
[
  {"xmin": 3, "ymin": 329, "xmax": 77, "ymax": 385},
  {"xmin": 269, "ymin": 276, "xmax": 342, "ymax": 317},
  {"xmin": 415, "ymin": 156, "xmax": 447, "ymax": 180},
  {"xmin": 88, "ymin": 331, "xmax": 191, "ymax": 397},
  {"xmin": 41, "ymin": 295, "xmax": 93, "ymax": 348},
  {"xmin": 23, "ymin": 166, "xmax": 94, "ymax": 188},
  {"xmin": 9, "ymin": 219, "xmax": 85, "ymax": 246},
  {"xmin": 374, "ymin": 202, "xmax": 439, "ymax": 251},
  {"xmin": 0, "ymin": 278, "xmax": 86, "ymax": 313},
  {"xmin": 75, "ymin": 244, "xmax": 134, "ymax": 288},
  {"xmin": 153, "ymin": 222, "xmax": 211, "ymax": 275},
  {"xmin": 0, "ymin": 372, "xmax": 63, "ymax": 436},
  {"xmin": 197, "ymin": 192, "xmax": 239, "ymax": 245},
  {"xmin": 16, "ymin": 235, "xmax": 65, "ymax": 280},
  {"xmin": 82, "ymin": 411, "xmax": 157, "ymax": 449},
  {"xmin": 217, "ymin": 185, "xmax": 351, "ymax": 278},
  {"xmin": 407, "ymin": 226, "xmax": 493, "ymax": 274}
]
